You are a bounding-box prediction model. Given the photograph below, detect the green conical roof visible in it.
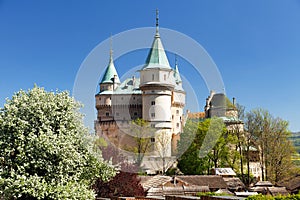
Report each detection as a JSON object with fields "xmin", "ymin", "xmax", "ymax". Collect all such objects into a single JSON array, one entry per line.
[
  {"xmin": 174, "ymin": 63, "xmax": 182, "ymax": 83},
  {"xmin": 100, "ymin": 53, "xmax": 120, "ymax": 84},
  {"xmin": 142, "ymin": 32, "xmax": 171, "ymax": 70}
]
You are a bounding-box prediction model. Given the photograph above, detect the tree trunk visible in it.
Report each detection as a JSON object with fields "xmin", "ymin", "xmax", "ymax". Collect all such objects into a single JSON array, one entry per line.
[
  {"xmin": 247, "ymin": 145, "xmax": 250, "ymax": 187},
  {"xmin": 239, "ymin": 142, "xmax": 244, "ymax": 178},
  {"xmin": 261, "ymin": 147, "xmax": 265, "ymax": 181}
]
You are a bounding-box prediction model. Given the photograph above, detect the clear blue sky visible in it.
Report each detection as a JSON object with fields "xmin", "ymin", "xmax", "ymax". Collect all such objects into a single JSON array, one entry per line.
[{"xmin": 1, "ymin": 0, "xmax": 300, "ymax": 131}]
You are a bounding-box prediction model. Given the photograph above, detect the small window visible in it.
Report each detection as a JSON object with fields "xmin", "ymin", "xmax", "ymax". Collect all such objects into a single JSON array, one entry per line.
[
  {"xmin": 176, "ymin": 110, "xmax": 179, "ymax": 115},
  {"xmin": 151, "ymin": 138, "xmax": 155, "ymax": 143},
  {"xmin": 99, "ymin": 97, "xmax": 101, "ymax": 100},
  {"xmin": 151, "ymin": 113, "xmax": 155, "ymax": 118},
  {"xmin": 134, "ymin": 112, "xmax": 137, "ymax": 116},
  {"xmin": 106, "ymin": 112, "xmax": 109, "ymax": 116},
  {"xmin": 164, "ymin": 74, "xmax": 166, "ymax": 81},
  {"xmin": 110, "ymin": 97, "xmax": 111, "ymax": 100},
  {"xmin": 176, "ymin": 123, "xmax": 180, "ymax": 128},
  {"xmin": 151, "ymin": 124, "xmax": 155, "ymax": 128},
  {"xmin": 115, "ymin": 112, "xmax": 119, "ymax": 116},
  {"xmin": 151, "ymin": 101, "xmax": 155, "ymax": 105},
  {"xmin": 151, "ymin": 90, "xmax": 155, "ymax": 93},
  {"xmin": 121, "ymin": 97, "xmax": 123, "ymax": 100},
  {"xmin": 172, "ymin": 115, "xmax": 174, "ymax": 120},
  {"xmin": 152, "ymin": 74, "xmax": 155, "ymax": 81},
  {"xmin": 133, "ymin": 97, "xmax": 135, "ymax": 100}
]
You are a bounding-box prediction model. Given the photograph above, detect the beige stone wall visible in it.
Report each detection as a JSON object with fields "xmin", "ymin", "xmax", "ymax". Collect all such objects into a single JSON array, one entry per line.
[
  {"xmin": 142, "ymin": 91, "xmax": 172, "ymax": 122},
  {"xmin": 95, "ymin": 94, "xmax": 112, "ymax": 106},
  {"xmin": 171, "ymin": 106, "xmax": 183, "ymax": 134}
]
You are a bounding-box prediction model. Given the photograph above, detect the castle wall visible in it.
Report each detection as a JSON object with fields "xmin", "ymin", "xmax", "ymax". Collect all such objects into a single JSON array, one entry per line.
[{"xmin": 142, "ymin": 90, "xmax": 172, "ymax": 123}]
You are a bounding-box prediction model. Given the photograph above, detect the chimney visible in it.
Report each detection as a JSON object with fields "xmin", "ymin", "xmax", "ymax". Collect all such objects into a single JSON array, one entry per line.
[
  {"xmin": 113, "ymin": 75, "xmax": 117, "ymax": 90},
  {"xmin": 232, "ymin": 97, "xmax": 236, "ymax": 106}
]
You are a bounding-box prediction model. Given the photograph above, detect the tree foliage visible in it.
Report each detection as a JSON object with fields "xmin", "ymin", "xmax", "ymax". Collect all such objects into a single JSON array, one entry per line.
[
  {"xmin": 129, "ymin": 118, "xmax": 154, "ymax": 168},
  {"xmin": 0, "ymin": 87, "xmax": 116, "ymax": 199},
  {"xmin": 178, "ymin": 118, "xmax": 232, "ymax": 175},
  {"xmin": 246, "ymin": 194, "xmax": 300, "ymax": 200},
  {"xmin": 93, "ymin": 143, "xmax": 146, "ymax": 198},
  {"xmin": 244, "ymin": 109, "xmax": 296, "ymax": 184},
  {"xmin": 155, "ymin": 131, "xmax": 172, "ymax": 174}
]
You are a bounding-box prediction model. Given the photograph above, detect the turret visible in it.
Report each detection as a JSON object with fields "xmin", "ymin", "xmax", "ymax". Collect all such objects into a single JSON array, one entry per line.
[
  {"xmin": 173, "ymin": 57, "xmax": 184, "ymax": 92},
  {"xmin": 95, "ymin": 46, "xmax": 120, "ymax": 122},
  {"xmin": 99, "ymin": 43, "xmax": 120, "ymax": 93}
]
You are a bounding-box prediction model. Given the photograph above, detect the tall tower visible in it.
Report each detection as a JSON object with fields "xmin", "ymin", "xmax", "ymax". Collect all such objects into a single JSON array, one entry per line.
[
  {"xmin": 95, "ymin": 47, "xmax": 120, "ymax": 123},
  {"xmin": 139, "ymin": 10, "xmax": 176, "ymax": 157},
  {"xmin": 171, "ymin": 57, "xmax": 186, "ymax": 153}
]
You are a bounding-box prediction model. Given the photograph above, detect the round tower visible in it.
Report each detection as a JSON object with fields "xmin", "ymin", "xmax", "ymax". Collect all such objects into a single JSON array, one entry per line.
[
  {"xmin": 139, "ymin": 10, "xmax": 176, "ymax": 157},
  {"xmin": 95, "ymin": 48, "xmax": 120, "ymax": 122}
]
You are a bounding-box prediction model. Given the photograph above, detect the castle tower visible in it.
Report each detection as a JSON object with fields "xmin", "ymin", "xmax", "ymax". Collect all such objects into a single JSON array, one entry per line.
[
  {"xmin": 171, "ymin": 58, "xmax": 186, "ymax": 154},
  {"xmin": 139, "ymin": 10, "xmax": 177, "ymax": 157},
  {"xmin": 95, "ymin": 11, "xmax": 186, "ymax": 173},
  {"xmin": 95, "ymin": 47, "xmax": 120, "ymax": 123}
]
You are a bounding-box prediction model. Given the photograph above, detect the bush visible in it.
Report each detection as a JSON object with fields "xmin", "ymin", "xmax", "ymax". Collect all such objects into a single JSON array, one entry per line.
[{"xmin": 246, "ymin": 193, "xmax": 300, "ymax": 200}]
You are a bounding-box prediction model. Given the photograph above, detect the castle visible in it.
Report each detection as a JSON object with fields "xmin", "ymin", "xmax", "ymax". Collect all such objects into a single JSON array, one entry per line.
[
  {"xmin": 95, "ymin": 12, "xmax": 185, "ymax": 173},
  {"xmin": 94, "ymin": 11, "xmax": 261, "ymax": 178}
]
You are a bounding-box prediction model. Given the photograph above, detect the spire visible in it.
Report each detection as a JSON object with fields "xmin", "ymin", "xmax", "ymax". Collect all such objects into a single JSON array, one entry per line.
[
  {"xmin": 109, "ymin": 34, "xmax": 113, "ymax": 62},
  {"xmin": 142, "ymin": 9, "xmax": 171, "ymax": 70},
  {"xmin": 174, "ymin": 55, "xmax": 182, "ymax": 83},
  {"xmin": 100, "ymin": 36, "xmax": 120, "ymax": 84},
  {"xmin": 155, "ymin": 8, "xmax": 159, "ymax": 36}
]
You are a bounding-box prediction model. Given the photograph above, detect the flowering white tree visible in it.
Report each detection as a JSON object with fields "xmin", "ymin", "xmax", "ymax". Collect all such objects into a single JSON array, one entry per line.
[{"xmin": 0, "ymin": 86, "xmax": 116, "ymax": 199}]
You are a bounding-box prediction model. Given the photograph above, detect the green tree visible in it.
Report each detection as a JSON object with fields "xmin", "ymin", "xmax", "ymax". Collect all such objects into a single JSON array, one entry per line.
[
  {"xmin": 232, "ymin": 103, "xmax": 247, "ymax": 182},
  {"xmin": 177, "ymin": 119, "xmax": 210, "ymax": 175},
  {"xmin": 0, "ymin": 87, "xmax": 116, "ymax": 200},
  {"xmin": 178, "ymin": 118, "xmax": 229, "ymax": 175},
  {"xmin": 203, "ymin": 117, "xmax": 231, "ymax": 168},
  {"xmin": 267, "ymin": 117, "xmax": 295, "ymax": 183},
  {"xmin": 129, "ymin": 118, "xmax": 154, "ymax": 169},
  {"xmin": 245, "ymin": 108, "xmax": 296, "ymax": 184}
]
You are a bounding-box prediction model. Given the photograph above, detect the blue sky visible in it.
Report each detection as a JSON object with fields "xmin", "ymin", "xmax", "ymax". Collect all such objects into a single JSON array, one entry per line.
[{"xmin": 1, "ymin": 1, "xmax": 300, "ymax": 131}]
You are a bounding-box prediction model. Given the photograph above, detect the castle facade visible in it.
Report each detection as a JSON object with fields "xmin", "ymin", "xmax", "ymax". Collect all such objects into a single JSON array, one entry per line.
[{"xmin": 95, "ymin": 19, "xmax": 185, "ymax": 172}]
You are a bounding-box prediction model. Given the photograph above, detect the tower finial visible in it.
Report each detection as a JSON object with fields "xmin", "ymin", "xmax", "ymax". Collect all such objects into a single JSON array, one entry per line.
[
  {"xmin": 156, "ymin": 8, "xmax": 159, "ymax": 35},
  {"xmin": 175, "ymin": 54, "xmax": 178, "ymax": 66},
  {"xmin": 109, "ymin": 34, "xmax": 113, "ymax": 61}
]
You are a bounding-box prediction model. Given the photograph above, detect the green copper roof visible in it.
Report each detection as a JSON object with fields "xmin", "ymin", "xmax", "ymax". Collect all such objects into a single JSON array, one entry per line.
[
  {"xmin": 174, "ymin": 63, "xmax": 184, "ymax": 91},
  {"xmin": 142, "ymin": 33, "xmax": 171, "ymax": 70},
  {"xmin": 174, "ymin": 64, "xmax": 182, "ymax": 83},
  {"xmin": 114, "ymin": 77, "xmax": 142, "ymax": 94},
  {"xmin": 100, "ymin": 54, "xmax": 120, "ymax": 84}
]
